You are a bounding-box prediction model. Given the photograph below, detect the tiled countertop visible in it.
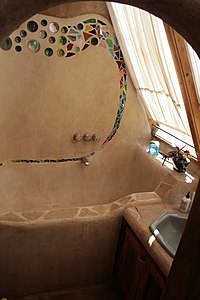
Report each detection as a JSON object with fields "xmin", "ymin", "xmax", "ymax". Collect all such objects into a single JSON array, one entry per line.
[{"xmin": 123, "ymin": 200, "xmax": 188, "ymax": 278}]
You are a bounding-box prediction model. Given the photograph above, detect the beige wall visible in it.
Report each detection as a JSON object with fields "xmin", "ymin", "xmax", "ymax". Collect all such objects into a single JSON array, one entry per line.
[
  {"xmin": 42, "ymin": 1, "xmax": 111, "ymax": 21},
  {"xmin": 0, "ymin": 32, "xmax": 119, "ymax": 159},
  {"xmin": 0, "ymin": 5, "xmax": 151, "ymax": 214},
  {"xmin": 0, "ymin": 4, "xmax": 198, "ymax": 298}
]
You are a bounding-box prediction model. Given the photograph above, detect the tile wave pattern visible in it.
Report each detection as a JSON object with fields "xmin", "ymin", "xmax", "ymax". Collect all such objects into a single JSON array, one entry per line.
[
  {"xmin": 0, "ymin": 16, "xmax": 127, "ymax": 166},
  {"xmin": 0, "ymin": 192, "xmax": 161, "ymax": 223}
]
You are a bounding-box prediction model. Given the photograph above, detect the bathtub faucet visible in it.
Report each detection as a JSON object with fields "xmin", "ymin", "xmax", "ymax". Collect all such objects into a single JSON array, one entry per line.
[{"xmin": 81, "ymin": 156, "xmax": 89, "ymax": 166}]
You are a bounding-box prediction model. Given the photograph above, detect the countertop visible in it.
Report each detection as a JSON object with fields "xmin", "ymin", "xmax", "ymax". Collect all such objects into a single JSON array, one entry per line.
[{"xmin": 122, "ymin": 199, "xmax": 188, "ymax": 278}]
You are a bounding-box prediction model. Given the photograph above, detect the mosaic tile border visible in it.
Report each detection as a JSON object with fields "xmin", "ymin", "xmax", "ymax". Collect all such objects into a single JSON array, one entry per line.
[
  {"xmin": 0, "ymin": 192, "xmax": 161, "ymax": 223},
  {"xmin": 0, "ymin": 16, "xmax": 127, "ymax": 166}
]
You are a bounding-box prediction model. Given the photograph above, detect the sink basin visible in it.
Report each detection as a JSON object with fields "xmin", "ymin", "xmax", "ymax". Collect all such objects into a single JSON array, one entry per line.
[{"xmin": 149, "ymin": 212, "xmax": 187, "ymax": 257}]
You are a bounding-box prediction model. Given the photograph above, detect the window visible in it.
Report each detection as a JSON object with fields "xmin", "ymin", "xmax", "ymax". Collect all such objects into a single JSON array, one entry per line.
[{"xmin": 107, "ymin": 3, "xmax": 199, "ymax": 158}]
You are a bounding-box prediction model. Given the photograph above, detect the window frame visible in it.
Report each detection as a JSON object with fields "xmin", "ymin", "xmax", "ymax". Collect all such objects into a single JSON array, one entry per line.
[{"xmin": 164, "ymin": 24, "xmax": 200, "ymax": 162}]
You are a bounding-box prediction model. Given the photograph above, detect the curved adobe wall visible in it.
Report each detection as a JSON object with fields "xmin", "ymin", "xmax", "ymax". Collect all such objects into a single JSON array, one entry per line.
[
  {"xmin": 0, "ymin": 14, "xmax": 127, "ymax": 160},
  {"xmin": 0, "ymin": 1, "xmax": 198, "ymax": 213},
  {"xmin": 0, "ymin": 0, "xmax": 199, "ymax": 56},
  {"xmin": 0, "ymin": 10, "xmax": 151, "ymax": 213}
]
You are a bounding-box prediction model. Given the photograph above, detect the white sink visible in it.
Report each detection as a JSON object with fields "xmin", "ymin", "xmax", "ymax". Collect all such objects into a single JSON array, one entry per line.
[{"xmin": 149, "ymin": 212, "xmax": 187, "ymax": 257}]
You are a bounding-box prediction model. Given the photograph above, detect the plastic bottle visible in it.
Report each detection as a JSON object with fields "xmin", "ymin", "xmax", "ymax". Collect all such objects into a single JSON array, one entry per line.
[
  {"xmin": 149, "ymin": 141, "xmax": 160, "ymax": 155},
  {"xmin": 179, "ymin": 192, "xmax": 191, "ymax": 213}
]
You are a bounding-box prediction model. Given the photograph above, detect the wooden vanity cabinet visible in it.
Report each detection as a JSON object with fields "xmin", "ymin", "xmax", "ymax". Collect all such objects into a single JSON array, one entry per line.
[{"xmin": 114, "ymin": 217, "xmax": 166, "ymax": 300}]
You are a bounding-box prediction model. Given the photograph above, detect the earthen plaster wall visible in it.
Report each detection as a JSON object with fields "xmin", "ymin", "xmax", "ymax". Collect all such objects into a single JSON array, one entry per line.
[
  {"xmin": 0, "ymin": 3, "xmax": 152, "ymax": 214},
  {"xmin": 0, "ymin": 3, "xmax": 199, "ymax": 298}
]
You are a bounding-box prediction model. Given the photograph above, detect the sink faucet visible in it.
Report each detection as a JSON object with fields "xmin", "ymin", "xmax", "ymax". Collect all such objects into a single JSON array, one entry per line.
[{"xmin": 81, "ymin": 156, "xmax": 89, "ymax": 166}]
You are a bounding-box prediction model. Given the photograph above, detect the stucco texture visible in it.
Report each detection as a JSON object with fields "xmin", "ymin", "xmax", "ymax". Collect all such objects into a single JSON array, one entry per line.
[{"xmin": 0, "ymin": 10, "xmax": 152, "ymax": 213}]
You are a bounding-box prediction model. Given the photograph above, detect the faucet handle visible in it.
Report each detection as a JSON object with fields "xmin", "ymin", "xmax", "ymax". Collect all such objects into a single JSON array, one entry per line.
[
  {"xmin": 73, "ymin": 133, "xmax": 82, "ymax": 142},
  {"xmin": 92, "ymin": 133, "xmax": 101, "ymax": 142},
  {"xmin": 83, "ymin": 133, "xmax": 91, "ymax": 142}
]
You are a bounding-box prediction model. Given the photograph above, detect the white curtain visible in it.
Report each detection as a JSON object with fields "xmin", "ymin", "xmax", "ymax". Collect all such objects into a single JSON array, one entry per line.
[{"xmin": 107, "ymin": 2, "xmax": 191, "ymax": 135}]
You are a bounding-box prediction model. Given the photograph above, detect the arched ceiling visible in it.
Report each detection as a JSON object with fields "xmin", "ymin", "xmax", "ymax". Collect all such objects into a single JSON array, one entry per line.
[{"xmin": 0, "ymin": 0, "xmax": 199, "ymax": 56}]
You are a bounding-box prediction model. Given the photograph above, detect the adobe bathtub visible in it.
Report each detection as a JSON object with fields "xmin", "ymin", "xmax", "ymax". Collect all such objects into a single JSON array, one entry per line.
[{"xmin": 0, "ymin": 147, "xmax": 197, "ymax": 298}]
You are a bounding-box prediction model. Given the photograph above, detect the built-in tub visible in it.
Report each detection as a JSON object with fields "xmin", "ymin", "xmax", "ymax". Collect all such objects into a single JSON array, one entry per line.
[
  {"xmin": 0, "ymin": 148, "xmax": 198, "ymax": 298},
  {"xmin": 0, "ymin": 145, "xmax": 196, "ymax": 216},
  {"xmin": 0, "ymin": 192, "xmax": 160, "ymax": 298}
]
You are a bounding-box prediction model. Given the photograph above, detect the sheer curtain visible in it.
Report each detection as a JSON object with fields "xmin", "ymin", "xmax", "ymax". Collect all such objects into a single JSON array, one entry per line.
[{"xmin": 107, "ymin": 2, "xmax": 191, "ymax": 135}]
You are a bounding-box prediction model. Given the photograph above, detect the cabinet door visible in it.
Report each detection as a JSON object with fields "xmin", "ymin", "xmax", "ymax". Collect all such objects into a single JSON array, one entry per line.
[
  {"xmin": 142, "ymin": 256, "xmax": 166, "ymax": 300},
  {"xmin": 142, "ymin": 272, "xmax": 163, "ymax": 300},
  {"xmin": 114, "ymin": 218, "xmax": 166, "ymax": 300},
  {"xmin": 114, "ymin": 220, "xmax": 148, "ymax": 300},
  {"xmin": 114, "ymin": 225, "xmax": 139, "ymax": 299}
]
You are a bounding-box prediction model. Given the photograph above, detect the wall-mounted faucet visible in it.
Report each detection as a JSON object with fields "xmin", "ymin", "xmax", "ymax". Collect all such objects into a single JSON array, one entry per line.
[{"xmin": 81, "ymin": 156, "xmax": 89, "ymax": 166}]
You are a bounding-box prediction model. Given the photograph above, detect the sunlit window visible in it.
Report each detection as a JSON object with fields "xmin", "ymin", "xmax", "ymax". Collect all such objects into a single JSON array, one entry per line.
[{"xmin": 107, "ymin": 2, "xmax": 196, "ymax": 154}]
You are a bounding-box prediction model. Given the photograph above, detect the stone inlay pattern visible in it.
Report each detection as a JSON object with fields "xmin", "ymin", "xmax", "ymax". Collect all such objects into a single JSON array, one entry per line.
[
  {"xmin": 0, "ymin": 192, "xmax": 161, "ymax": 223},
  {"xmin": 0, "ymin": 16, "xmax": 127, "ymax": 166},
  {"xmin": 1, "ymin": 167, "xmax": 188, "ymax": 223}
]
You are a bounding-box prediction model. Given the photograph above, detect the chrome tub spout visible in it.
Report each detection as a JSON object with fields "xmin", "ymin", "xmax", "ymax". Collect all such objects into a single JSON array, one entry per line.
[{"xmin": 81, "ymin": 156, "xmax": 89, "ymax": 166}]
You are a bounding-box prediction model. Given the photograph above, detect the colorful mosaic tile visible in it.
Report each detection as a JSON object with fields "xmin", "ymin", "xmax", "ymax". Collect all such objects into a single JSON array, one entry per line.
[
  {"xmin": 83, "ymin": 18, "xmax": 96, "ymax": 24},
  {"xmin": 0, "ymin": 17, "xmax": 127, "ymax": 165},
  {"xmin": 41, "ymin": 19, "xmax": 47, "ymax": 27},
  {"xmin": 15, "ymin": 36, "xmax": 21, "ymax": 43},
  {"xmin": 57, "ymin": 49, "xmax": 65, "ymax": 57},
  {"xmin": 57, "ymin": 36, "xmax": 67, "ymax": 45},
  {"xmin": 77, "ymin": 23, "xmax": 84, "ymax": 30},
  {"xmin": 49, "ymin": 22, "xmax": 59, "ymax": 33},
  {"xmin": 15, "ymin": 45, "xmax": 22, "ymax": 52},
  {"xmin": 61, "ymin": 26, "xmax": 68, "ymax": 34},
  {"xmin": 44, "ymin": 47, "xmax": 53, "ymax": 57},
  {"xmin": 49, "ymin": 36, "xmax": 56, "ymax": 44},
  {"xmin": 27, "ymin": 40, "xmax": 40, "ymax": 53},
  {"xmin": 40, "ymin": 30, "xmax": 47, "ymax": 39},
  {"xmin": 0, "ymin": 37, "xmax": 12, "ymax": 50},
  {"xmin": 20, "ymin": 30, "xmax": 27, "ymax": 38},
  {"xmin": 27, "ymin": 20, "xmax": 38, "ymax": 32}
]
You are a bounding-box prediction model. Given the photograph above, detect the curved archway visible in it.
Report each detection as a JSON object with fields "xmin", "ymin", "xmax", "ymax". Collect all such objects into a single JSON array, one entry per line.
[{"xmin": 0, "ymin": 0, "xmax": 199, "ymax": 56}]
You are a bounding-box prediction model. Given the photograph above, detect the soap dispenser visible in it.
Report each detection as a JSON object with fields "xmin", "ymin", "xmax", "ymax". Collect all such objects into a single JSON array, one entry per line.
[{"xmin": 180, "ymin": 192, "xmax": 191, "ymax": 213}]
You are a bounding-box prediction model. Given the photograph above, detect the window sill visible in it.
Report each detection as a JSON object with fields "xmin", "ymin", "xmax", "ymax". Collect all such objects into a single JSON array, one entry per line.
[{"xmin": 151, "ymin": 124, "xmax": 197, "ymax": 159}]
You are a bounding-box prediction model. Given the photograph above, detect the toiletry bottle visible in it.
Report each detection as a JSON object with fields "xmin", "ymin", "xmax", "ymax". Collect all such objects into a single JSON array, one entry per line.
[
  {"xmin": 180, "ymin": 192, "xmax": 191, "ymax": 213},
  {"xmin": 149, "ymin": 141, "xmax": 160, "ymax": 155}
]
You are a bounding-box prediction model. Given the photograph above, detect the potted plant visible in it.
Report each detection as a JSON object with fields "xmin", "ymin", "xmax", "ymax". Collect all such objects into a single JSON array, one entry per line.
[{"xmin": 162, "ymin": 146, "xmax": 190, "ymax": 172}]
